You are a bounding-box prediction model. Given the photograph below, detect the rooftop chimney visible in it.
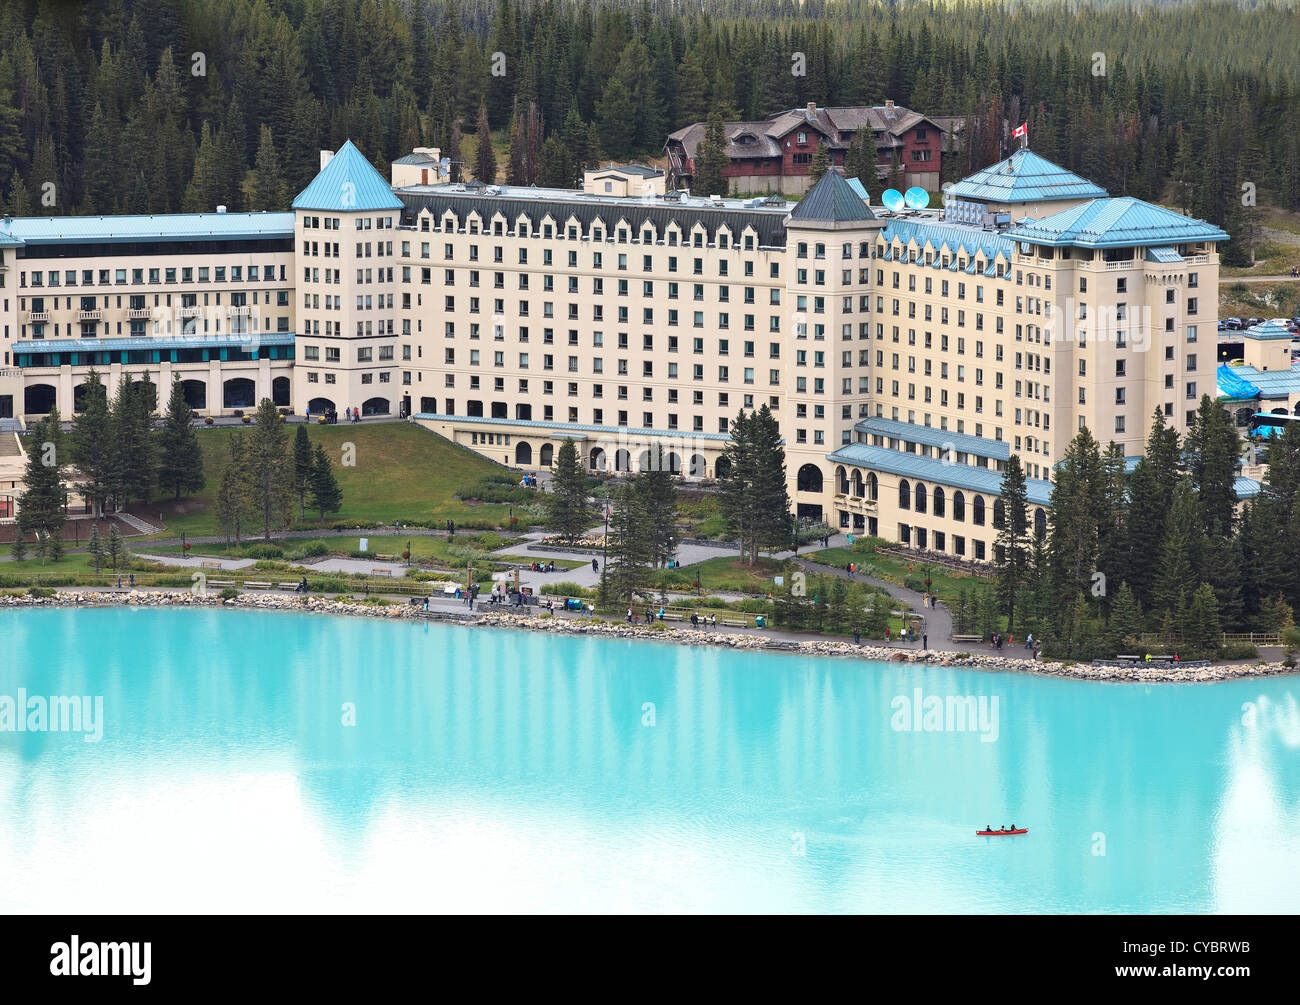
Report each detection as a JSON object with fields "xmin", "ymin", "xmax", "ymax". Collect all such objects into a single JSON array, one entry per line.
[
  {"xmin": 885, "ymin": 100, "xmax": 896, "ymax": 117},
  {"xmin": 216, "ymin": 205, "xmax": 227, "ymax": 214},
  {"xmin": 806, "ymin": 101, "xmax": 817, "ymax": 119},
  {"xmin": 320, "ymin": 149, "xmax": 335, "ymax": 171}
]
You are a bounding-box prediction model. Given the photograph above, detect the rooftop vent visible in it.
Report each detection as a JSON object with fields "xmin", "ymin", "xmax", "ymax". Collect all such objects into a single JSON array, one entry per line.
[{"xmin": 216, "ymin": 205, "xmax": 227, "ymax": 214}]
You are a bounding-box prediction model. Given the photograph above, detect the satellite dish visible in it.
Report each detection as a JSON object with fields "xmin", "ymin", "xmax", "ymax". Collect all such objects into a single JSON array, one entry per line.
[
  {"xmin": 881, "ymin": 188, "xmax": 905, "ymax": 212},
  {"xmin": 904, "ymin": 187, "xmax": 931, "ymax": 210}
]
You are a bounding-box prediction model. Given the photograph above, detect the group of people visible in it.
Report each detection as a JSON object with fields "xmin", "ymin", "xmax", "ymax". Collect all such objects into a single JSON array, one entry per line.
[
  {"xmin": 690, "ymin": 612, "xmax": 717, "ymax": 628},
  {"xmin": 518, "ymin": 473, "xmax": 540, "ymax": 487},
  {"xmin": 306, "ymin": 406, "xmax": 361, "ymax": 425},
  {"xmin": 528, "ymin": 560, "xmax": 556, "ymax": 573}
]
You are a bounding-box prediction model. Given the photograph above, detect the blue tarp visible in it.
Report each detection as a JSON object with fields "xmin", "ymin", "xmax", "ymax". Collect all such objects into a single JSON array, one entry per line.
[{"xmin": 1217, "ymin": 363, "xmax": 1260, "ymax": 400}]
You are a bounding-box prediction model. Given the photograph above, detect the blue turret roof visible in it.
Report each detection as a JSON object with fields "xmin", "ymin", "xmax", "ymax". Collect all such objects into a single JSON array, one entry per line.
[
  {"xmin": 1005, "ymin": 197, "xmax": 1227, "ymax": 249},
  {"xmin": 292, "ymin": 140, "xmax": 403, "ymax": 213},
  {"xmin": 947, "ymin": 149, "xmax": 1107, "ymax": 204},
  {"xmin": 789, "ymin": 170, "xmax": 877, "ymax": 224}
]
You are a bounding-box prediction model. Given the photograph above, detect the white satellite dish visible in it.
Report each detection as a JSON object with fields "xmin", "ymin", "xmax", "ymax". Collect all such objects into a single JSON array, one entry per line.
[
  {"xmin": 881, "ymin": 189, "xmax": 905, "ymax": 212},
  {"xmin": 904, "ymin": 187, "xmax": 930, "ymax": 210}
]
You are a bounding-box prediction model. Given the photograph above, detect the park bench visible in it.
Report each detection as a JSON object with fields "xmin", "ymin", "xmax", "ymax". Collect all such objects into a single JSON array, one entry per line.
[
  {"xmin": 951, "ymin": 634, "xmax": 983, "ymax": 643},
  {"xmin": 278, "ymin": 581, "xmax": 301, "ymax": 590},
  {"xmin": 1116, "ymin": 655, "xmax": 1142, "ymax": 663},
  {"xmin": 375, "ymin": 554, "xmax": 395, "ymax": 561},
  {"xmin": 371, "ymin": 568, "xmax": 394, "ymax": 577},
  {"xmin": 245, "ymin": 581, "xmax": 273, "ymax": 589},
  {"xmin": 201, "ymin": 561, "xmax": 222, "ymax": 569},
  {"xmin": 721, "ymin": 618, "xmax": 748, "ymax": 628},
  {"xmin": 207, "ymin": 579, "xmax": 235, "ymax": 588},
  {"xmin": 660, "ymin": 612, "xmax": 684, "ymax": 621}
]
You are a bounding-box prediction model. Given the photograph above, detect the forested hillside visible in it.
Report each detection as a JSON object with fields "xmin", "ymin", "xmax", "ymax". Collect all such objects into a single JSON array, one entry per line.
[{"xmin": 0, "ymin": 0, "xmax": 1296, "ymax": 264}]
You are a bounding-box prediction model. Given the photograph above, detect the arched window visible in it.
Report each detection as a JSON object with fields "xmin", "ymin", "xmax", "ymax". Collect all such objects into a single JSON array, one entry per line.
[
  {"xmin": 852, "ymin": 470, "xmax": 865, "ymax": 497},
  {"xmin": 914, "ymin": 483, "xmax": 927, "ymax": 514},
  {"xmin": 836, "ymin": 466, "xmax": 849, "ymax": 494},
  {"xmin": 933, "ymin": 487, "xmax": 946, "ymax": 518},
  {"xmin": 972, "ymin": 495, "xmax": 986, "ymax": 526},
  {"xmin": 796, "ymin": 464, "xmax": 823, "ymax": 493},
  {"xmin": 899, "ymin": 479, "xmax": 911, "ymax": 510},
  {"xmin": 868, "ymin": 472, "xmax": 878, "ymax": 501},
  {"xmin": 953, "ymin": 490, "xmax": 965, "ymax": 522},
  {"xmin": 1034, "ymin": 508, "xmax": 1048, "ymax": 540},
  {"xmin": 993, "ymin": 499, "xmax": 1006, "ymax": 529}
]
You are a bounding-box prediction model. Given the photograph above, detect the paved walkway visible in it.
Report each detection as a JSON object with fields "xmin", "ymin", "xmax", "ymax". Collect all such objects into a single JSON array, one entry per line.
[{"xmin": 134, "ymin": 553, "xmax": 255, "ymax": 571}]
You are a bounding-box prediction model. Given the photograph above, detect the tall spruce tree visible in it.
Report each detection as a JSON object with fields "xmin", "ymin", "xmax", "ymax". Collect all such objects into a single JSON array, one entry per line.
[
  {"xmin": 247, "ymin": 399, "xmax": 294, "ymax": 541},
  {"xmin": 292, "ymin": 425, "xmax": 315, "ymax": 519},
  {"xmin": 157, "ymin": 377, "xmax": 204, "ymax": 500},
  {"xmin": 606, "ymin": 481, "xmax": 651, "ymax": 605},
  {"xmin": 635, "ymin": 445, "xmax": 679, "ymax": 568},
  {"xmin": 308, "ymin": 443, "xmax": 343, "ymax": 520},
  {"xmin": 994, "ymin": 454, "xmax": 1029, "ymax": 634},
  {"xmin": 545, "ymin": 439, "xmax": 593, "ymax": 541},
  {"xmin": 15, "ymin": 412, "xmax": 67, "ymax": 564},
  {"xmin": 69, "ymin": 368, "xmax": 115, "ymax": 517}
]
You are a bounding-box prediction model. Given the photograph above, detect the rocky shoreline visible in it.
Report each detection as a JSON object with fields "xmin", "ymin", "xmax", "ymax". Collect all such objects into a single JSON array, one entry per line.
[{"xmin": 3, "ymin": 589, "xmax": 1292, "ymax": 684}]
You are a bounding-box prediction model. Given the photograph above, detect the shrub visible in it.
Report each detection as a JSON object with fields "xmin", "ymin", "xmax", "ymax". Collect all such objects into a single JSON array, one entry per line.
[
  {"xmin": 314, "ymin": 577, "xmax": 347, "ymax": 593},
  {"xmin": 219, "ymin": 587, "xmax": 239, "ymax": 599},
  {"xmin": 903, "ymin": 573, "xmax": 926, "ymax": 592},
  {"xmin": 27, "ymin": 586, "xmax": 55, "ymax": 598},
  {"xmin": 245, "ymin": 544, "xmax": 284, "ymax": 560},
  {"xmin": 1218, "ymin": 641, "xmax": 1260, "ymax": 660},
  {"xmin": 540, "ymin": 581, "xmax": 594, "ymax": 597}
]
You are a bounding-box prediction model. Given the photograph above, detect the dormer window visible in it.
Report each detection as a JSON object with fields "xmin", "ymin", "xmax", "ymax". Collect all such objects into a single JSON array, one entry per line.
[{"xmin": 797, "ymin": 132, "xmax": 808, "ymax": 144}]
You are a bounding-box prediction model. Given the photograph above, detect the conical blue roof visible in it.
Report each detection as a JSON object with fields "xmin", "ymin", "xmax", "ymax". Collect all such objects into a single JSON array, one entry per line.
[
  {"xmin": 292, "ymin": 140, "xmax": 403, "ymax": 212},
  {"xmin": 948, "ymin": 149, "xmax": 1107, "ymax": 204},
  {"xmin": 1005, "ymin": 197, "xmax": 1228, "ymax": 248}
]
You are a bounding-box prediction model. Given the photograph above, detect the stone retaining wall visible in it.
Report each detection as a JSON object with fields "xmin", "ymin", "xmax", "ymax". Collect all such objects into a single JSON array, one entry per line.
[{"xmin": 2, "ymin": 591, "xmax": 1291, "ymax": 683}]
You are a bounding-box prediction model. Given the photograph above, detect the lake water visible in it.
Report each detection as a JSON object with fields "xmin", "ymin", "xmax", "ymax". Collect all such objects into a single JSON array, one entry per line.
[{"xmin": 1, "ymin": 607, "xmax": 1297, "ymax": 913}]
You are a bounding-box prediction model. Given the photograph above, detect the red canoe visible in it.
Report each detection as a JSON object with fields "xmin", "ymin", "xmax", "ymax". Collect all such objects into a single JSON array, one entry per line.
[{"xmin": 977, "ymin": 828, "xmax": 1028, "ymax": 836}]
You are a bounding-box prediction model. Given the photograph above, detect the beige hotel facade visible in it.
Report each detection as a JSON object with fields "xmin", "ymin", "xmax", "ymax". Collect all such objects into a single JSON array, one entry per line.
[{"xmin": 0, "ymin": 142, "xmax": 1228, "ymax": 559}]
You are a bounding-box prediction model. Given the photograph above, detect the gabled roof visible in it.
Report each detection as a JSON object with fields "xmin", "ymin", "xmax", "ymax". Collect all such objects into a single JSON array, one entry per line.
[
  {"xmin": 789, "ymin": 170, "xmax": 877, "ymax": 224},
  {"xmin": 1005, "ymin": 196, "xmax": 1228, "ymax": 248},
  {"xmin": 947, "ymin": 149, "xmax": 1107, "ymax": 204},
  {"xmin": 1, "ymin": 212, "xmax": 294, "ymax": 244},
  {"xmin": 292, "ymin": 140, "xmax": 403, "ymax": 213},
  {"xmin": 878, "ymin": 217, "xmax": 1016, "ymax": 270}
]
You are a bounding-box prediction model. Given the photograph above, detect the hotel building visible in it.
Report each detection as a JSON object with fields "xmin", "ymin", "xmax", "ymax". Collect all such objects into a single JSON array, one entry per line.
[{"xmin": 0, "ymin": 142, "xmax": 1230, "ymax": 560}]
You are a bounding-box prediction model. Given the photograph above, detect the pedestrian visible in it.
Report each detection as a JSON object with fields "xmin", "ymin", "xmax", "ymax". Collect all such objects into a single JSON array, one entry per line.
[
  {"xmin": 922, "ymin": 632, "xmax": 928, "ymax": 650},
  {"xmin": 885, "ymin": 626, "xmax": 891, "ymax": 643},
  {"xmin": 129, "ymin": 573, "xmax": 134, "ymax": 587},
  {"xmin": 853, "ymin": 627, "xmax": 861, "ymax": 646},
  {"xmin": 627, "ymin": 607, "xmax": 632, "ymax": 623},
  {"xmin": 592, "ymin": 558, "xmax": 599, "ymax": 574}
]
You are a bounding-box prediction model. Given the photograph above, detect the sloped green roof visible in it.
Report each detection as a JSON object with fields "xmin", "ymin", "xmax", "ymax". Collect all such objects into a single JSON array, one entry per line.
[
  {"xmin": 789, "ymin": 170, "xmax": 877, "ymax": 224},
  {"xmin": 292, "ymin": 140, "xmax": 403, "ymax": 212}
]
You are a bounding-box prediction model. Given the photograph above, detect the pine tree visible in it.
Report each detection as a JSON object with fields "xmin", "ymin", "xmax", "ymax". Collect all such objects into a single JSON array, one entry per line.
[
  {"xmin": 808, "ymin": 142, "xmax": 832, "ymax": 184},
  {"xmin": 1109, "ymin": 581, "xmax": 1144, "ymax": 651},
  {"xmin": 250, "ymin": 123, "xmax": 286, "ymax": 211},
  {"xmin": 595, "ymin": 77, "xmax": 636, "ymax": 159},
  {"xmin": 1187, "ymin": 582, "xmax": 1222, "ymax": 655},
  {"xmin": 157, "ymin": 377, "xmax": 204, "ymax": 500},
  {"xmin": 1185, "ymin": 393, "xmax": 1239, "ymax": 538},
  {"xmin": 720, "ymin": 405, "xmax": 791, "ymax": 564},
  {"xmin": 70, "ymin": 368, "xmax": 115, "ymax": 517},
  {"xmin": 106, "ymin": 524, "xmax": 126, "ymax": 573},
  {"xmin": 693, "ymin": 109, "xmax": 730, "ymax": 197},
  {"xmin": 635, "ymin": 445, "xmax": 679, "ymax": 568},
  {"xmin": 248, "ymin": 399, "xmax": 294, "ymax": 541},
  {"xmin": 292, "ymin": 425, "xmax": 315, "ymax": 519},
  {"xmin": 995, "ymin": 454, "xmax": 1030, "ymax": 633},
  {"xmin": 216, "ymin": 433, "xmax": 253, "ymax": 546},
  {"xmin": 473, "ymin": 102, "xmax": 496, "ymax": 182},
  {"xmin": 308, "ymin": 443, "xmax": 343, "ymax": 520},
  {"xmin": 606, "ymin": 480, "xmax": 651, "ymax": 605},
  {"xmin": 14, "ymin": 412, "xmax": 67, "ymax": 564},
  {"xmin": 545, "ymin": 439, "xmax": 593, "ymax": 541},
  {"xmin": 87, "ymin": 523, "xmax": 105, "ymax": 574}
]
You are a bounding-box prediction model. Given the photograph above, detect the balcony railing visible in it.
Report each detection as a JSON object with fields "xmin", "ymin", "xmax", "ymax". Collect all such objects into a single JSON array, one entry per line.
[
  {"xmin": 179, "ymin": 306, "xmax": 202, "ymax": 318},
  {"xmin": 126, "ymin": 308, "xmax": 151, "ymax": 319},
  {"xmin": 227, "ymin": 305, "xmax": 253, "ymax": 317},
  {"xmin": 77, "ymin": 309, "xmax": 103, "ymax": 321},
  {"xmin": 26, "ymin": 311, "xmax": 48, "ymax": 322}
]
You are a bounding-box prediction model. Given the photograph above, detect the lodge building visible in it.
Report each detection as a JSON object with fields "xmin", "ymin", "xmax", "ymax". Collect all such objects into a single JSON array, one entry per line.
[{"xmin": 0, "ymin": 142, "xmax": 1229, "ymax": 560}]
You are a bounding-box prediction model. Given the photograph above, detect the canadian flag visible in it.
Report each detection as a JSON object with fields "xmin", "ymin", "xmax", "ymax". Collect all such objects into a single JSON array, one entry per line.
[{"xmin": 1013, "ymin": 122, "xmax": 1028, "ymax": 138}]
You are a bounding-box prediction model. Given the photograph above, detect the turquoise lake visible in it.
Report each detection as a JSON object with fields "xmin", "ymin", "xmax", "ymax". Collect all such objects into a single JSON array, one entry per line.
[{"xmin": 1, "ymin": 607, "xmax": 1298, "ymax": 913}]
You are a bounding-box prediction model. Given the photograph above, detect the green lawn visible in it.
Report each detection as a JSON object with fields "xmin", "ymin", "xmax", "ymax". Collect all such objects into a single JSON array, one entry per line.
[
  {"xmin": 806, "ymin": 539, "xmax": 993, "ymax": 607},
  {"xmin": 650, "ymin": 554, "xmax": 792, "ymax": 595},
  {"xmin": 140, "ymin": 423, "xmax": 520, "ymax": 539}
]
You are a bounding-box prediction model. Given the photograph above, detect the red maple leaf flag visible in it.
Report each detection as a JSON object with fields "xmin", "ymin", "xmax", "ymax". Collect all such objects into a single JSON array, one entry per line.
[{"xmin": 1013, "ymin": 122, "xmax": 1028, "ymax": 138}]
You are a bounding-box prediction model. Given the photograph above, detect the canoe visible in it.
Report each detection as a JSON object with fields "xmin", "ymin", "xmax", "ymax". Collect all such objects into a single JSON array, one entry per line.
[{"xmin": 977, "ymin": 828, "xmax": 1028, "ymax": 836}]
